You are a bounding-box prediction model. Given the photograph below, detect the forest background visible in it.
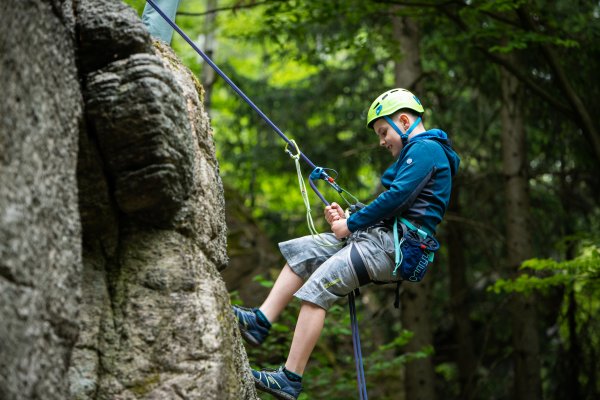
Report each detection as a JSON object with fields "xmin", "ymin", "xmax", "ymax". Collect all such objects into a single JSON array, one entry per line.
[{"xmin": 125, "ymin": 1, "xmax": 599, "ymax": 399}]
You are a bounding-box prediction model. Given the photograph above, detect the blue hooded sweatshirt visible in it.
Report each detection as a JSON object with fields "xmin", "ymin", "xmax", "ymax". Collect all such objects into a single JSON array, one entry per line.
[{"xmin": 347, "ymin": 129, "xmax": 460, "ymax": 235}]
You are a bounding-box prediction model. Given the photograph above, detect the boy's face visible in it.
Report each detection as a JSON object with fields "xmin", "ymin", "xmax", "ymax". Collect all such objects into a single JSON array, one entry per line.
[{"xmin": 373, "ymin": 116, "xmax": 405, "ymax": 158}]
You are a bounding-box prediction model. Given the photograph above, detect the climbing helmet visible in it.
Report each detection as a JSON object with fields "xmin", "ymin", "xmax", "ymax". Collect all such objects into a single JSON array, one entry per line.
[{"xmin": 366, "ymin": 88, "xmax": 424, "ymax": 129}]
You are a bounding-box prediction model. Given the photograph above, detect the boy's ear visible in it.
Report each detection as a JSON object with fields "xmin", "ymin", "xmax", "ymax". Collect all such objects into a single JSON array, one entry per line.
[{"xmin": 399, "ymin": 113, "xmax": 410, "ymax": 129}]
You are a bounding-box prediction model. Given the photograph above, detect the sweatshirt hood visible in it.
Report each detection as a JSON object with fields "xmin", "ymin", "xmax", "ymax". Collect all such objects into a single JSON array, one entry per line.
[{"xmin": 411, "ymin": 129, "xmax": 460, "ymax": 176}]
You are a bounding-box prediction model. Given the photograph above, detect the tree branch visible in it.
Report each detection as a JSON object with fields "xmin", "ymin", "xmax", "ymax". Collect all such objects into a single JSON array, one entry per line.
[
  {"xmin": 478, "ymin": 10, "xmax": 522, "ymax": 28},
  {"xmin": 379, "ymin": 1, "xmax": 574, "ymax": 115},
  {"xmin": 516, "ymin": 6, "xmax": 600, "ymax": 164},
  {"xmin": 374, "ymin": 0, "xmax": 458, "ymax": 8},
  {"xmin": 479, "ymin": 48, "xmax": 572, "ymax": 114},
  {"xmin": 177, "ymin": 0, "xmax": 275, "ymax": 17},
  {"xmin": 438, "ymin": 6, "xmax": 573, "ymax": 115}
]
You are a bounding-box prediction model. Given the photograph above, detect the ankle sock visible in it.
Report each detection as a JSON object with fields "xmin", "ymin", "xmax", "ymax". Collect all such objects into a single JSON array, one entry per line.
[
  {"xmin": 283, "ymin": 367, "xmax": 303, "ymax": 382},
  {"xmin": 254, "ymin": 309, "xmax": 272, "ymax": 329}
]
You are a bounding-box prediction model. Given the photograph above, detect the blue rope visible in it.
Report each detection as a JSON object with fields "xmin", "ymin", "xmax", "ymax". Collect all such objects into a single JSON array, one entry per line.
[
  {"xmin": 146, "ymin": 0, "xmax": 316, "ymax": 169},
  {"xmin": 145, "ymin": 1, "xmax": 367, "ymax": 397},
  {"xmin": 349, "ymin": 292, "xmax": 368, "ymax": 400}
]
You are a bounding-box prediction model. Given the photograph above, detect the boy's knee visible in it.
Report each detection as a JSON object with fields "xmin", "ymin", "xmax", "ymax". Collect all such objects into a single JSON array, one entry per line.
[{"xmin": 301, "ymin": 300, "xmax": 327, "ymax": 313}]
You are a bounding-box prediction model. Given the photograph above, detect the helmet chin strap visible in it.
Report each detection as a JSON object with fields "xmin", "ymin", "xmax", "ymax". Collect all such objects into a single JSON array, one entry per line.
[{"xmin": 383, "ymin": 115, "xmax": 422, "ymax": 145}]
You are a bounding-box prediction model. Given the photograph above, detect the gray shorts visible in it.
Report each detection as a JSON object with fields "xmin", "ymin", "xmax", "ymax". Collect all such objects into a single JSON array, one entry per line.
[{"xmin": 278, "ymin": 225, "xmax": 400, "ymax": 310}]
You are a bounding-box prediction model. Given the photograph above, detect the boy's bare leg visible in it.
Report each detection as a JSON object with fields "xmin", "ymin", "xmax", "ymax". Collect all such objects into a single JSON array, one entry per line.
[
  {"xmin": 259, "ymin": 263, "xmax": 303, "ymax": 323},
  {"xmin": 284, "ymin": 301, "xmax": 326, "ymax": 375}
]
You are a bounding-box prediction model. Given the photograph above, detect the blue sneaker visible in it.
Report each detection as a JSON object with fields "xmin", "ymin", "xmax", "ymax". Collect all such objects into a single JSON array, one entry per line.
[
  {"xmin": 252, "ymin": 366, "xmax": 303, "ymax": 400},
  {"xmin": 232, "ymin": 306, "xmax": 270, "ymax": 346}
]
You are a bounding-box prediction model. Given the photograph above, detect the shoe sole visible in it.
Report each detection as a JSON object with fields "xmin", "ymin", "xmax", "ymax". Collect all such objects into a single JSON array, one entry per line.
[
  {"xmin": 233, "ymin": 306, "xmax": 267, "ymax": 346},
  {"xmin": 239, "ymin": 327, "xmax": 262, "ymax": 347},
  {"xmin": 254, "ymin": 379, "xmax": 298, "ymax": 400}
]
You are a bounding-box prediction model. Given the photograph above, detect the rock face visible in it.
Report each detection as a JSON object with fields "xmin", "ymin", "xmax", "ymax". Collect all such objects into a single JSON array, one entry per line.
[
  {"xmin": 0, "ymin": 1, "xmax": 82, "ymax": 399},
  {"xmin": 0, "ymin": 1, "xmax": 256, "ymax": 399}
]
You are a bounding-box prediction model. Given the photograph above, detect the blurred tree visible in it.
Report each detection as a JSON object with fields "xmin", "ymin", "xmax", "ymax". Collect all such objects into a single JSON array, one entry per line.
[{"xmin": 500, "ymin": 58, "xmax": 542, "ymax": 400}]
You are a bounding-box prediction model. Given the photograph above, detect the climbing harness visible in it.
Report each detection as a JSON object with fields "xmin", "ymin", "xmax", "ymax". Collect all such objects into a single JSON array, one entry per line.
[{"xmin": 145, "ymin": 1, "xmax": 368, "ymax": 397}]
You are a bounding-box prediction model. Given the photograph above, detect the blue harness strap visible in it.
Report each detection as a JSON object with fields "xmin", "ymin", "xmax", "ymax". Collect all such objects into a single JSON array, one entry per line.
[{"xmin": 383, "ymin": 115, "xmax": 422, "ymax": 145}]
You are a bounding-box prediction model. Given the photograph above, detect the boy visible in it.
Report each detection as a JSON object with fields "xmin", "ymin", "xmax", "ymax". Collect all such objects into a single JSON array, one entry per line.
[{"xmin": 233, "ymin": 88, "xmax": 460, "ymax": 400}]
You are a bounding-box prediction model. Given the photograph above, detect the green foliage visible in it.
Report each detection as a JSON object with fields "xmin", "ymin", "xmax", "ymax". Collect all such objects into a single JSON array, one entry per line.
[
  {"xmin": 489, "ymin": 241, "xmax": 600, "ymax": 295},
  {"xmin": 487, "ymin": 238, "xmax": 600, "ymax": 398},
  {"xmin": 123, "ymin": 0, "xmax": 146, "ymax": 14}
]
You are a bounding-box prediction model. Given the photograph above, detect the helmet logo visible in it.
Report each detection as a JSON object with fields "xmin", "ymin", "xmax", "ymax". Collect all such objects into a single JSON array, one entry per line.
[{"xmin": 375, "ymin": 104, "xmax": 383, "ymax": 116}]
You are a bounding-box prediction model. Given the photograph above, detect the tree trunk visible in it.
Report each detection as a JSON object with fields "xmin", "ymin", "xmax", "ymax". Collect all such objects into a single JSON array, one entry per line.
[
  {"xmin": 500, "ymin": 62, "xmax": 542, "ymax": 400},
  {"xmin": 393, "ymin": 11, "xmax": 437, "ymax": 400},
  {"xmin": 446, "ymin": 184, "xmax": 478, "ymax": 399},
  {"xmin": 557, "ymin": 151, "xmax": 582, "ymax": 399}
]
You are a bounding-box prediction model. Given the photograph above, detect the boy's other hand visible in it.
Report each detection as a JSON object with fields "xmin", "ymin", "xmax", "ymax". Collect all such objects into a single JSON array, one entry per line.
[
  {"xmin": 324, "ymin": 202, "xmax": 346, "ymax": 225},
  {"xmin": 331, "ymin": 219, "xmax": 351, "ymax": 239}
]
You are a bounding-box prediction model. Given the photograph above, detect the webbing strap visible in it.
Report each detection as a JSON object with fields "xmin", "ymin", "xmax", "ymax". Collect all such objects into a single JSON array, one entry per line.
[
  {"xmin": 400, "ymin": 217, "xmax": 429, "ymax": 240},
  {"xmin": 383, "ymin": 115, "xmax": 422, "ymax": 145},
  {"xmin": 350, "ymin": 245, "xmax": 371, "ymax": 287},
  {"xmin": 392, "ymin": 218, "xmax": 406, "ymax": 276}
]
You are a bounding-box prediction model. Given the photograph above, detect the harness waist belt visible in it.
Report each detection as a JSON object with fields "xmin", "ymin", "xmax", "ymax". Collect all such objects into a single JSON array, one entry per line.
[
  {"xmin": 399, "ymin": 217, "xmax": 432, "ymax": 238},
  {"xmin": 350, "ymin": 245, "xmax": 370, "ymax": 287}
]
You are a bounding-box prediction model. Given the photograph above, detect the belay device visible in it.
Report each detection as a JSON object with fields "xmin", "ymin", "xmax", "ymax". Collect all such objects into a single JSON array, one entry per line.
[{"xmin": 145, "ymin": 1, "xmax": 369, "ymax": 398}]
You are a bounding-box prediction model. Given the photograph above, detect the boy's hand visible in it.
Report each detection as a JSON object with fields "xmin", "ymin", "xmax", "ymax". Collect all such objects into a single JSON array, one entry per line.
[
  {"xmin": 324, "ymin": 202, "xmax": 346, "ymax": 226},
  {"xmin": 331, "ymin": 219, "xmax": 351, "ymax": 239}
]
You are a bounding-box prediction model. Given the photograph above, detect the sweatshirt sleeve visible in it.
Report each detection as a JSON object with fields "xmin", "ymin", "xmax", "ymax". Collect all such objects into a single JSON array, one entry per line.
[{"xmin": 346, "ymin": 141, "xmax": 438, "ymax": 232}]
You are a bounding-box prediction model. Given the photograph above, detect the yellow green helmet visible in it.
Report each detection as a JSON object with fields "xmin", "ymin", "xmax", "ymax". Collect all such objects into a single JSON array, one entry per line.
[{"xmin": 366, "ymin": 88, "xmax": 424, "ymax": 129}]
